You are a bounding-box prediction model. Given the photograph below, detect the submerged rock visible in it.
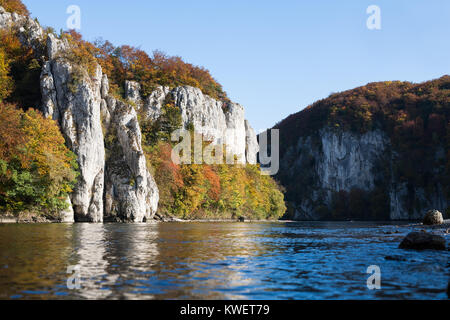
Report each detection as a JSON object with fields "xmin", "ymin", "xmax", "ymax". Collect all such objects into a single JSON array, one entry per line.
[
  {"xmin": 384, "ymin": 255, "xmax": 407, "ymax": 262},
  {"xmin": 399, "ymin": 232, "xmax": 446, "ymax": 250},
  {"xmin": 423, "ymin": 210, "xmax": 444, "ymax": 226}
]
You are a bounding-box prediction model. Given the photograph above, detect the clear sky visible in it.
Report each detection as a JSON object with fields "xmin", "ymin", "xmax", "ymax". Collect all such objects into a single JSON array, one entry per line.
[{"xmin": 23, "ymin": 0, "xmax": 450, "ymax": 132}]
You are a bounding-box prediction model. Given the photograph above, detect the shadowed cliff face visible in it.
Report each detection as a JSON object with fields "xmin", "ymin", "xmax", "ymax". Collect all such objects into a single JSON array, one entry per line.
[
  {"xmin": 278, "ymin": 128, "xmax": 448, "ymax": 221},
  {"xmin": 275, "ymin": 76, "xmax": 450, "ymax": 221}
]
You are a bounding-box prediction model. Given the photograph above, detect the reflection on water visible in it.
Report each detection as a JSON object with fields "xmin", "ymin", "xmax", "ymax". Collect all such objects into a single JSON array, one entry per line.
[{"xmin": 0, "ymin": 222, "xmax": 448, "ymax": 300}]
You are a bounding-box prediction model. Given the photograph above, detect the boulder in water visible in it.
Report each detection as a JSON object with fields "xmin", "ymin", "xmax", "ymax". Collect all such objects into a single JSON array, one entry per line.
[
  {"xmin": 399, "ymin": 232, "xmax": 446, "ymax": 250},
  {"xmin": 423, "ymin": 210, "xmax": 444, "ymax": 225}
]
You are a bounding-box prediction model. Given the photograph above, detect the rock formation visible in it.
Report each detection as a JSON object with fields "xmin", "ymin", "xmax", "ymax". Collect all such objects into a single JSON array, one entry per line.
[
  {"xmin": 126, "ymin": 83, "xmax": 258, "ymax": 164},
  {"xmin": 103, "ymin": 94, "xmax": 159, "ymax": 222},
  {"xmin": 39, "ymin": 34, "xmax": 160, "ymax": 223},
  {"xmin": 423, "ymin": 210, "xmax": 444, "ymax": 226},
  {"xmin": 1, "ymin": 6, "xmax": 259, "ymax": 222},
  {"xmin": 41, "ymin": 34, "xmax": 106, "ymax": 222},
  {"xmin": 278, "ymin": 127, "xmax": 449, "ymax": 220},
  {"xmin": 399, "ymin": 232, "xmax": 446, "ymax": 250}
]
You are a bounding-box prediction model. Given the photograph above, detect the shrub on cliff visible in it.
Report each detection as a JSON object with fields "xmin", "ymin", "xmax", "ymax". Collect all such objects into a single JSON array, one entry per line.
[
  {"xmin": 0, "ymin": 48, "xmax": 12, "ymax": 101},
  {"xmin": 0, "ymin": 28, "xmax": 42, "ymax": 109},
  {"xmin": 0, "ymin": 103, "xmax": 78, "ymax": 215},
  {"xmin": 53, "ymin": 30, "xmax": 229, "ymax": 102}
]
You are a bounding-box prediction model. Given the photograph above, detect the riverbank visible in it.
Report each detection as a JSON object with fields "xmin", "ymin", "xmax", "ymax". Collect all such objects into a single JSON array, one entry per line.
[
  {"xmin": 1, "ymin": 212, "xmax": 449, "ymax": 227},
  {"xmin": 0, "ymin": 213, "xmax": 59, "ymax": 224},
  {"xmin": 0, "ymin": 213, "xmax": 280, "ymax": 224}
]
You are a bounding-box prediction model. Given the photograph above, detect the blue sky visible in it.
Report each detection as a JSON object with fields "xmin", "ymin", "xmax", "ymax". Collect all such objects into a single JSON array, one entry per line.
[{"xmin": 23, "ymin": 0, "xmax": 450, "ymax": 131}]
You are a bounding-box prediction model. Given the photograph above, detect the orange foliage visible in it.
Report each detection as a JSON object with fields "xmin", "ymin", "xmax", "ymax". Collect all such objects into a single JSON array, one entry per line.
[
  {"xmin": 0, "ymin": 102, "xmax": 78, "ymax": 212},
  {"xmin": 203, "ymin": 165, "xmax": 221, "ymax": 201},
  {"xmin": 158, "ymin": 143, "xmax": 184, "ymax": 189},
  {"xmin": 0, "ymin": 48, "xmax": 12, "ymax": 101},
  {"xmin": 0, "ymin": 103, "xmax": 75, "ymax": 178},
  {"xmin": 94, "ymin": 38, "xmax": 228, "ymax": 101},
  {"xmin": 0, "ymin": 102, "xmax": 24, "ymax": 162},
  {"xmin": 0, "ymin": 0, "xmax": 29, "ymax": 16}
]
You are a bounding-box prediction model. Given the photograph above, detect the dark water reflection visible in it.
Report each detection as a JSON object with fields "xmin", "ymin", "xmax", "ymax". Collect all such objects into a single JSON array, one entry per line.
[{"xmin": 0, "ymin": 222, "xmax": 448, "ymax": 300}]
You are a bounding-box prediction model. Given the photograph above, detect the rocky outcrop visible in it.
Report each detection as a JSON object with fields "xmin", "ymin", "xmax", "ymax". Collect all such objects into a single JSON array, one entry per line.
[
  {"xmin": 399, "ymin": 232, "xmax": 446, "ymax": 250},
  {"xmin": 279, "ymin": 128, "xmax": 449, "ymax": 220},
  {"xmin": 317, "ymin": 129, "xmax": 387, "ymax": 192},
  {"xmin": 281, "ymin": 128, "xmax": 389, "ymax": 220},
  {"xmin": 126, "ymin": 83, "xmax": 258, "ymax": 164},
  {"xmin": 41, "ymin": 34, "xmax": 106, "ymax": 222},
  {"xmin": 245, "ymin": 120, "xmax": 259, "ymax": 165},
  {"xmin": 39, "ymin": 31, "xmax": 159, "ymax": 222},
  {"xmin": 103, "ymin": 95, "xmax": 159, "ymax": 222},
  {"xmin": 124, "ymin": 80, "xmax": 142, "ymax": 107},
  {"xmin": 0, "ymin": 6, "xmax": 45, "ymax": 54},
  {"xmin": 59, "ymin": 197, "xmax": 75, "ymax": 223},
  {"xmin": 423, "ymin": 210, "xmax": 444, "ymax": 226},
  {"xmin": 389, "ymin": 183, "xmax": 448, "ymax": 221}
]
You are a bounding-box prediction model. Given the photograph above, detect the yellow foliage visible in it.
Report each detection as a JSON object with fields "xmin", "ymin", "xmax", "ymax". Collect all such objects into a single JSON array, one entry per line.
[{"xmin": 0, "ymin": 48, "xmax": 12, "ymax": 101}]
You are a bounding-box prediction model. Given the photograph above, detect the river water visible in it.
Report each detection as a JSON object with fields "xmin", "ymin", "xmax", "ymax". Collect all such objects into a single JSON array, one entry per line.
[{"xmin": 0, "ymin": 221, "xmax": 448, "ymax": 300}]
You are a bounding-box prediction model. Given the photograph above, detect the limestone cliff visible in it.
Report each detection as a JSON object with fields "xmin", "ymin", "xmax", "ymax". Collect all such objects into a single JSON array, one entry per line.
[
  {"xmin": 1, "ymin": 6, "xmax": 259, "ymax": 222},
  {"xmin": 38, "ymin": 34, "xmax": 161, "ymax": 222},
  {"xmin": 278, "ymin": 128, "xmax": 448, "ymax": 220},
  {"xmin": 275, "ymin": 77, "xmax": 450, "ymax": 221},
  {"xmin": 125, "ymin": 82, "xmax": 258, "ymax": 164}
]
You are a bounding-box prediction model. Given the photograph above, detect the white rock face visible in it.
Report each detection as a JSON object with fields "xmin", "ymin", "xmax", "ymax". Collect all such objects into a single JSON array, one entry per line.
[
  {"xmin": 103, "ymin": 98, "xmax": 159, "ymax": 222},
  {"xmin": 0, "ymin": 7, "xmax": 44, "ymax": 53},
  {"xmin": 317, "ymin": 129, "xmax": 387, "ymax": 193},
  {"xmin": 136, "ymin": 84, "xmax": 258, "ymax": 164},
  {"xmin": 41, "ymin": 35, "xmax": 106, "ymax": 222},
  {"xmin": 245, "ymin": 120, "xmax": 259, "ymax": 165},
  {"xmin": 389, "ymin": 183, "xmax": 448, "ymax": 220},
  {"xmin": 38, "ymin": 29, "xmax": 159, "ymax": 222},
  {"xmin": 124, "ymin": 80, "xmax": 142, "ymax": 107},
  {"xmin": 142, "ymin": 86, "xmax": 170, "ymax": 120},
  {"xmin": 59, "ymin": 197, "xmax": 75, "ymax": 223}
]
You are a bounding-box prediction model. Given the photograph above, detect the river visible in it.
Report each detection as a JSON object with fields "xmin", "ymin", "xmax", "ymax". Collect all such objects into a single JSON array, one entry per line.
[{"xmin": 0, "ymin": 221, "xmax": 448, "ymax": 299}]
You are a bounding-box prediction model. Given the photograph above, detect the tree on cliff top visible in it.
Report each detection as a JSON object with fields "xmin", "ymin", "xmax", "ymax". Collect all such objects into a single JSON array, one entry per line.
[{"xmin": 0, "ymin": 0, "xmax": 29, "ymax": 16}]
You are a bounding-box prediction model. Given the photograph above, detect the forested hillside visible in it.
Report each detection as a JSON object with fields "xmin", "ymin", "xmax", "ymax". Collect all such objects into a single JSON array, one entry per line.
[{"xmin": 275, "ymin": 76, "xmax": 449, "ymax": 220}]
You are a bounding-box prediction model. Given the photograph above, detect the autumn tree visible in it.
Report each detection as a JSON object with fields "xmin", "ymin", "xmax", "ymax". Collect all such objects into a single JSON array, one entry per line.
[
  {"xmin": 0, "ymin": 103, "xmax": 78, "ymax": 215},
  {"xmin": 0, "ymin": 48, "xmax": 12, "ymax": 101},
  {"xmin": 0, "ymin": 0, "xmax": 29, "ymax": 16},
  {"xmin": 0, "ymin": 28, "xmax": 42, "ymax": 109}
]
